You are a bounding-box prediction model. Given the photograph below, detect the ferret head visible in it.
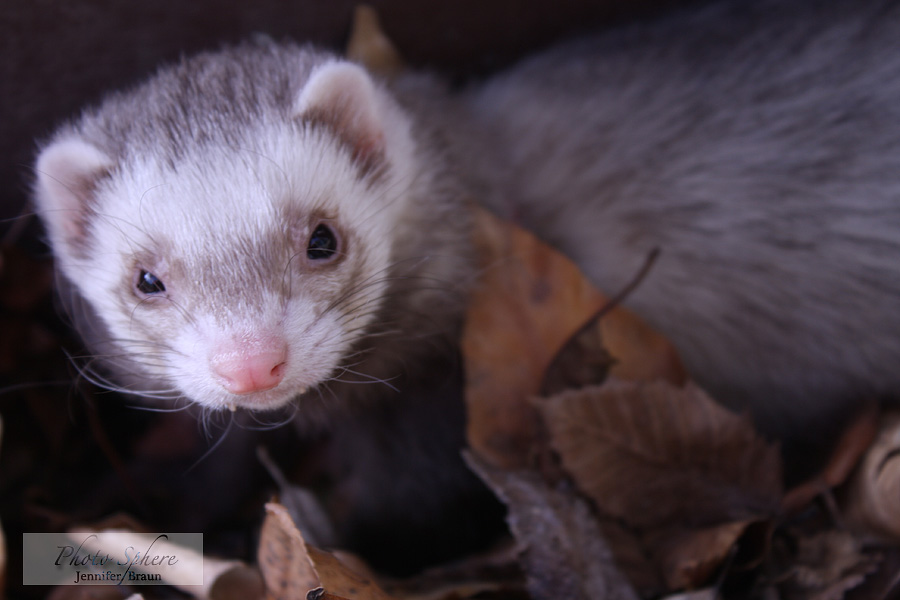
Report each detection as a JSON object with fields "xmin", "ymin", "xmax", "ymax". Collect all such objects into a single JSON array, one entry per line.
[{"xmin": 33, "ymin": 45, "xmax": 467, "ymax": 413}]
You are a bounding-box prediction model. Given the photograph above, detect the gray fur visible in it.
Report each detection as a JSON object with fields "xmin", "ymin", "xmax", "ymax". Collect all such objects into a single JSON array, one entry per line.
[
  {"xmin": 447, "ymin": 0, "xmax": 900, "ymax": 442},
  {"xmin": 64, "ymin": 43, "xmax": 316, "ymax": 164}
]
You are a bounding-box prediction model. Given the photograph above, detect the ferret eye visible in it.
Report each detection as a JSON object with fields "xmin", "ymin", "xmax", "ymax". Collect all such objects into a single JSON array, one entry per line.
[
  {"xmin": 136, "ymin": 270, "xmax": 166, "ymax": 295},
  {"xmin": 307, "ymin": 224, "xmax": 338, "ymax": 260}
]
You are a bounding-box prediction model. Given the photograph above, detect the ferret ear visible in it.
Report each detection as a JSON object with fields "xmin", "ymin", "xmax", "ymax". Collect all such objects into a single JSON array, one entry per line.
[
  {"xmin": 295, "ymin": 62, "xmax": 386, "ymax": 170},
  {"xmin": 34, "ymin": 138, "xmax": 113, "ymax": 256}
]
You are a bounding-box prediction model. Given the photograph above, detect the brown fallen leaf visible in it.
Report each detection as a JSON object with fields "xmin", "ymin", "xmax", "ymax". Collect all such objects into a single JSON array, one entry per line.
[
  {"xmin": 538, "ymin": 380, "xmax": 783, "ymax": 530},
  {"xmin": 841, "ymin": 411, "xmax": 900, "ymax": 541},
  {"xmin": 379, "ymin": 539, "xmax": 526, "ymax": 600},
  {"xmin": 537, "ymin": 380, "xmax": 783, "ymax": 592},
  {"xmin": 306, "ymin": 589, "xmax": 352, "ymax": 600},
  {"xmin": 258, "ymin": 502, "xmax": 395, "ymax": 600},
  {"xmin": 783, "ymin": 403, "xmax": 880, "ymax": 515},
  {"xmin": 538, "ymin": 315, "xmax": 616, "ymax": 397},
  {"xmin": 345, "ymin": 5, "xmax": 405, "ymax": 77},
  {"xmin": 465, "ymin": 452, "xmax": 640, "ymax": 600},
  {"xmin": 592, "ymin": 517, "xmax": 667, "ymax": 597},
  {"xmin": 306, "ymin": 549, "xmax": 391, "ymax": 600},
  {"xmin": 598, "ymin": 302, "xmax": 688, "ymax": 387},
  {"xmin": 648, "ymin": 520, "xmax": 756, "ymax": 591},
  {"xmin": 776, "ymin": 531, "xmax": 881, "ymax": 600},
  {"xmin": 208, "ymin": 565, "xmax": 267, "ymax": 600},
  {"xmin": 462, "ymin": 208, "xmax": 609, "ymax": 469},
  {"xmin": 463, "ymin": 209, "xmax": 692, "ymax": 470},
  {"xmin": 542, "ymin": 247, "xmax": 687, "ymax": 395},
  {"xmin": 259, "ymin": 502, "xmax": 322, "ymax": 599}
]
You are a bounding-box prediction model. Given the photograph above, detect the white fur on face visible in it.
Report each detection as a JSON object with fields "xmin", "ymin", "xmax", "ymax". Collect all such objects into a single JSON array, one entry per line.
[{"xmin": 39, "ymin": 66, "xmax": 421, "ymax": 411}]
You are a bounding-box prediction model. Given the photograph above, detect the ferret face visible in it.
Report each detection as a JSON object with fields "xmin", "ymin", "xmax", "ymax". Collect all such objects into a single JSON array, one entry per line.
[{"xmin": 34, "ymin": 55, "xmax": 423, "ymax": 412}]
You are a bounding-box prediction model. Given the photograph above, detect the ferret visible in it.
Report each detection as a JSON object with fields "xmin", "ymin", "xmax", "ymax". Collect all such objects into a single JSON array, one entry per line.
[
  {"xmin": 31, "ymin": 0, "xmax": 900, "ymax": 569},
  {"xmin": 31, "ymin": 46, "xmax": 499, "ymax": 572},
  {"xmin": 447, "ymin": 0, "xmax": 900, "ymax": 458},
  {"xmin": 33, "ymin": 47, "xmax": 471, "ymax": 414}
]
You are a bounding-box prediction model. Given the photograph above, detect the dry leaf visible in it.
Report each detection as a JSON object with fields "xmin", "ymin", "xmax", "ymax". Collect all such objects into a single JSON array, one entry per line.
[
  {"xmin": 306, "ymin": 589, "xmax": 352, "ymax": 600},
  {"xmin": 778, "ymin": 531, "xmax": 880, "ymax": 600},
  {"xmin": 463, "ymin": 209, "xmax": 692, "ymax": 469},
  {"xmin": 306, "ymin": 548, "xmax": 392, "ymax": 600},
  {"xmin": 258, "ymin": 502, "xmax": 395, "ymax": 600},
  {"xmin": 783, "ymin": 404, "xmax": 879, "ymax": 515},
  {"xmin": 345, "ymin": 5, "xmax": 405, "ymax": 77},
  {"xmin": 842, "ymin": 411, "xmax": 900, "ymax": 541},
  {"xmin": 590, "ymin": 517, "xmax": 668, "ymax": 597},
  {"xmin": 466, "ymin": 452, "xmax": 640, "ymax": 600},
  {"xmin": 539, "ymin": 380, "xmax": 783, "ymax": 530},
  {"xmin": 538, "ymin": 380, "xmax": 779, "ymax": 591},
  {"xmin": 208, "ymin": 565, "xmax": 267, "ymax": 600},
  {"xmin": 542, "ymin": 248, "xmax": 687, "ymax": 395},
  {"xmin": 649, "ymin": 520, "xmax": 754, "ymax": 590},
  {"xmin": 380, "ymin": 541, "xmax": 525, "ymax": 600},
  {"xmin": 462, "ymin": 208, "xmax": 609, "ymax": 469},
  {"xmin": 259, "ymin": 503, "xmax": 322, "ymax": 598},
  {"xmin": 539, "ymin": 317, "xmax": 615, "ymax": 395},
  {"xmin": 599, "ymin": 305, "xmax": 687, "ymax": 386}
]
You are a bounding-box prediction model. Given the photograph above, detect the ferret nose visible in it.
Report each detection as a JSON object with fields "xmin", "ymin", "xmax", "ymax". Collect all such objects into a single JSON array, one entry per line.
[{"xmin": 211, "ymin": 343, "xmax": 288, "ymax": 395}]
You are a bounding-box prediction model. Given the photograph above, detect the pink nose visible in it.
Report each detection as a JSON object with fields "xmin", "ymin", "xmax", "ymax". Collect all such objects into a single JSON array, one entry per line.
[{"xmin": 211, "ymin": 343, "xmax": 288, "ymax": 395}]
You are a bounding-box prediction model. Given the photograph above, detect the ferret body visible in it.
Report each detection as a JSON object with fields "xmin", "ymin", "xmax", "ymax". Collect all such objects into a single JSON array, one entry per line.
[
  {"xmin": 32, "ymin": 0, "xmax": 900, "ymax": 569},
  {"xmin": 449, "ymin": 0, "xmax": 900, "ymax": 450}
]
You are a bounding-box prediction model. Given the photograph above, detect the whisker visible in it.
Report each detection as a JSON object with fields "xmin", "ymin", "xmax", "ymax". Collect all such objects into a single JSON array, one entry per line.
[
  {"xmin": 240, "ymin": 406, "xmax": 298, "ymax": 430},
  {"xmin": 125, "ymin": 402, "xmax": 193, "ymax": 413},
  {"xmin": 325, "ymin": 367, "xmax": 401, "ymax": 393},
  {"xmin": 185, "ymin": 412, "xmax": 235, "ymax": 473}
]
